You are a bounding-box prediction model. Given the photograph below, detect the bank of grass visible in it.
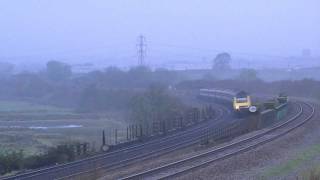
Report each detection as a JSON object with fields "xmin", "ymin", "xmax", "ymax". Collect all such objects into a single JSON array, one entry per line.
[
  {"xmin": 0, "ymin": 100, "xmax": 79, "ymax": 121},
  {"xmin": 0, "ymin": 120, "xmax": 128, "ymax": 157},
  {"xmin": 0, "ymin": 100, "xmax": 70, "ymax": 113},
  {"xmin": 261, "ymin": 143, "xmax": 320, "ymax": 179},
  {"xmin": 0, "ymin": 100, "xmax": 128, "ymax": 156},
  {"xmin": 301, "ymin": 166, "xmax": 320, "ymax": 180},
  {"xmin": 0, "ymin": 100, "xmax": 124, "ymax": 122}
]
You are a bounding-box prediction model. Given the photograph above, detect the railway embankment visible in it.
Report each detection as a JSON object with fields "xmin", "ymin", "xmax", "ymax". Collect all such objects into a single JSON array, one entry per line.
[
  {"xmin": 97, "ymin": 97, "xmax": 300, "ymax": 179},
  {"xmin": 180, "ymin": 100, "xmax": 320, "ymax": 180}
]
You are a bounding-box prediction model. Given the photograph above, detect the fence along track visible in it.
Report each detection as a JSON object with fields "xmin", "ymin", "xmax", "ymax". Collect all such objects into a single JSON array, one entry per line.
[
  {"xmin": 2, "ymin": 104, "xmax": 229, "ymax": 180},
  {"xmin": 56, "ymin": 105, "xmax": 229, "ymax": 180},
  {"xmin": 120, "ymin": 101, "xmax": 314, "ymax": 180},
  {"xmin": 63, "ymin": 102, "xmax": 297, "ymax": 180}
]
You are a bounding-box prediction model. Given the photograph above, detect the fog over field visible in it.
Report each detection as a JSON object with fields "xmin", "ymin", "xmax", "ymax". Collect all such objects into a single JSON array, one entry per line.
[
  {"xmin": 0, "ymin": 0, "xmax": 319, "ymax": 71},
  {"xmin": 1, "ymin": 1, "xmax": 320, "ymax": 178}
]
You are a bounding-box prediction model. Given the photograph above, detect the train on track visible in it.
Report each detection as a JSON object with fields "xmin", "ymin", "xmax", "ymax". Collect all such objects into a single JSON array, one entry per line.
[
  {"xmin": 199, "ymin": 89, "xmax": 258, "ymax": 116},
  {"xmin": 233, "ymin": 91, "xmax": 258, "ymax": 114}
]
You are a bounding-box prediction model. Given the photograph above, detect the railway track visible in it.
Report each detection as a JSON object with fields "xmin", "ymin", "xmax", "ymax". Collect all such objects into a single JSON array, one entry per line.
[
  {"xmin": 120, "ymin": 101, "xmax": 315, "ymax": 180},
  {"xmin": 2, "ymin": 93, "xmax": 310, "ymax": 180},
  {"xmin": 2, "ymin": 102, "xmax": 233, "ymax": 180}
]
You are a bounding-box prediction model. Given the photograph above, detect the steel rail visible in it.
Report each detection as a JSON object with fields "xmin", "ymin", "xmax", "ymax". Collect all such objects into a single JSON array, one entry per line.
[
  {"xmin": 56, "ymin": 105, "xmax": 229, "ymax": 179},
  {"xmin": 2, "ymin": 101, "xmax": 230, "ymax": 180},
  {"xmin": 121, "ymin": 101, "xmax": 314, "ymax": 180}
]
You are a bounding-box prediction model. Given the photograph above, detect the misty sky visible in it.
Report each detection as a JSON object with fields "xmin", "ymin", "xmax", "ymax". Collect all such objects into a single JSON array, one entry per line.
[{"xmin": 0, "ymin": 0, "xmax": 319, "ymax": 63}]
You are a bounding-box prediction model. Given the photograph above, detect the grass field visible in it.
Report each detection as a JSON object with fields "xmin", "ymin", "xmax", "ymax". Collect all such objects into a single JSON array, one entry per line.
[
  {"xmin": 0, "ymin": 100, "xmax": 128, "ymax": 156},
  {"xmin": 258, "ymin": 144, "xmax": 320, "ymax": 179},
  {"xmin": 0, "ymin": 100, "xmax": 69, "ymax": 113}
]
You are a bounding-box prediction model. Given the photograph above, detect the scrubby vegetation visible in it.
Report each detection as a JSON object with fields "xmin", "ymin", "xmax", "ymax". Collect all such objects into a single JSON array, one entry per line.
[
  {"xmin": 128, "ymin": 84, "xmax": 189, "ymax": 136},
  {"xmin": 2, "ymin": 60, "xmax": 320, "ymax": 113},
  {"xmin": 0, "ymin": 143, "xmax": 85, "ymax": 175},
  {"xmin": 0, "ymin": 62, "xmax": 180, "ymax": 113},
  {"xmin": 2, "ymin": 60, "xmax": 320, "ymax": 176},
  {"xmin": 0, "ymin": 62, "xmax": 190, "ymax": 175}
]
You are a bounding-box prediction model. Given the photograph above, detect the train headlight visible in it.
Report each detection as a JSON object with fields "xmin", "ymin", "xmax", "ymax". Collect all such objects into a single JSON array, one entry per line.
[
  {"xmin": 249, "ymin": 106, "xmax": 257, "ymax": 113},
  {"xmin": 101, "ymin": 145, "xmax": 109, "ymax": 152}
]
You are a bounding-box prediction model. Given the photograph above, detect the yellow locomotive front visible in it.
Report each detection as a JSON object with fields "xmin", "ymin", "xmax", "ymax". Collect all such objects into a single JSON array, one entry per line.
[
  {"xmin": 233, "ymin": 91, "xmax": 257, "ymax": 115},
  {"xmin": 233, "ymin": 96, "xmax": 251, "ymax": 111}
]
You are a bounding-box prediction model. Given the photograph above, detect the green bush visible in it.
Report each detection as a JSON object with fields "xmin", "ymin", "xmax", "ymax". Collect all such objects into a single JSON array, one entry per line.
[
  {"xmin": 0, "ymin": 150, "xmax": 24, "ymax": 175},
  {"xmin": 0, "ymin": 144, "xmax": 77, "ymax": 175}
]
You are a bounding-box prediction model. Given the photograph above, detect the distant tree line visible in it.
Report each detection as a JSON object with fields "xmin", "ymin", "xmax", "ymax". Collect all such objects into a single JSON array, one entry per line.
[
  {"xmin": 177, "ymin": 78, "xmax": 320, "ymax": 99},
  {"xmin": 0, "ymin": 62, "xmax": 15, "ymax": 76},
  {"xmin": 3, "ymin": 59, "xmax": 320, "ymax": 114},
  {"xmin": 0, "ymin": 61, "xmax": 180, "ymax": 113}
]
